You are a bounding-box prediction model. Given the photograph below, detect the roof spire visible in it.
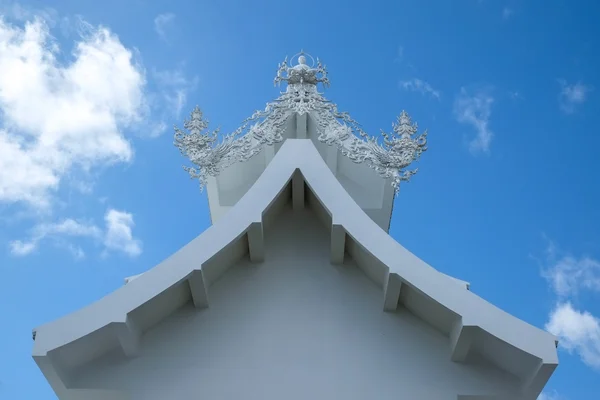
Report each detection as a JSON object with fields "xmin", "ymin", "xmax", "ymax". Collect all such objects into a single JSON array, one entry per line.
[
  {"xmin": 175, "ymin": 52, "xmax": 427, "ymax": 195},
  {"xmin": 274, "ymin": 50, "xmax": 330, "ymax": 87}
]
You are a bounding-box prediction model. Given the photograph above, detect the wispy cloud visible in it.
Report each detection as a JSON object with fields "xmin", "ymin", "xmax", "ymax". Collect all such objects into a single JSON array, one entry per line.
[
  {"xmin": 399, "ymin": 78, "xmax": 441, "ymax": 99},
  {"xmin": 393, "ymin": 45, "xmax": 404, "ymax": 64},
  {"xmin": 502, "ymin": 7, "xmax": 514, "ymax": 19},
  {"xmin": 154, "ymin": 13, "xmax": 175, "ymax": 43},
  {"xmin": 453, "ymin": 88, "xmax": 494, "ymax": 154},
  {"xmin": 543, "ymin": 254, "xmax": 600, "ymax": 297},
  {"xmin": 150, "ymin": 67, "xmax": 198, "ymax": 136},
  {"xmin": 559, "ymin": 80, "xmax": 592, "ymax": 114},
  {"xmin": 393, "ymin": 45, "xmax": 417, "ymax": 72},
  {"xmin": 509, "ymin": 90, "xmax": 523, "ymax": 100},
  {"xmin": 0, "ymin": 2, "xmax": 59, "ymax": 25},
  {"xmin": 9, "ymin": 208, "xmax": 142, "ymax": 258},
  {"xmin": 538, "ymin": 390, "xmax": 564, "ymax": 400},
  {"xmin": 153, "ymin": 68, "xmax": 198, "ymax": 120},
  {"xmin": 9, "ymin": 219, "xmax": 102, "ymax": 257},
  {"xmin": 103, "ymin": 209, "xmax": 142, "ymax": 257}
]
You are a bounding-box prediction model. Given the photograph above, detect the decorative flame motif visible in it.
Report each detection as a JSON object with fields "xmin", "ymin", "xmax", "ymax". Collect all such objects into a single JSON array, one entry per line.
[
  {"xmin": 174, "ymin": 107, "xmax": 260, "ymax": 190},
  {"xmin": 343, "ymin": 111, "xmax": 427, "ymax": 189},
  {"xmin": 274, "ymin": 51, "xmax": 330, "ymax": 87},
  {"xmin": 174, "ymin": 51, "xmax": 427, "ymax": 194}
]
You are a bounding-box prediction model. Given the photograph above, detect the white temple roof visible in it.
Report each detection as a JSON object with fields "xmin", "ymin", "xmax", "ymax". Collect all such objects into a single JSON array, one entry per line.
[
  {"xmin": 32, "ymin": 52, "xmax": 558, "ymax": 400},
  {"xmin": 173, "ymin": 51, "xmax": 427, "ymax": 232},
  {"xmin": 33, "ymin": 139, "xmax": 557, "ymax": 399}
]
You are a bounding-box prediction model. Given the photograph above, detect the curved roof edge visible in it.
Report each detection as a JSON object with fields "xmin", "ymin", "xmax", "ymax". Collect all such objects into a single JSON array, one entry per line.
[{"xmin": 33, "ymin": 139, "xmax": 557, "ymax": 399}]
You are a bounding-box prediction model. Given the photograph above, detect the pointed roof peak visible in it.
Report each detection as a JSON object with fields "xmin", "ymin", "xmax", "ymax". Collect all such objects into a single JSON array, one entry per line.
[
  {"xmin": 275, "ymin": 50, "xmax": 328, "ymax": 87},
  {"xmin": 32, "ymin": 140, "xmax": 557, "ymax": 400},
  {"xmin": 175, "ymin": 53, "xmax": 427, "ymax": 197}
]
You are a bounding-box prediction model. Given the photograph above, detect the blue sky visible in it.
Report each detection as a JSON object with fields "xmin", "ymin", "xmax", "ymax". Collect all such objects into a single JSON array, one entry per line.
[{"xmin": 0, "ymin": 0, "xmax": 598, "ymax": 399}]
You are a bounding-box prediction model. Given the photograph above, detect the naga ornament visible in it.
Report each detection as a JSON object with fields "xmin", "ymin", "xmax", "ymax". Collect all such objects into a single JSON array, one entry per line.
[{"xmin": 175, "ymin": 51, "xmax": 427, "ymax": 194}]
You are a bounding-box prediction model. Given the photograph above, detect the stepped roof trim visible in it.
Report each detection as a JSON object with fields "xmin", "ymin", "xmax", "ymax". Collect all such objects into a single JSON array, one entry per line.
[
  {"xmin": 33, "ymin": 140, "xmax": 557, "ymax": 400},
  {"xmin": 174, "ymin": 51, "xmax": 427, "ymax": 194}
]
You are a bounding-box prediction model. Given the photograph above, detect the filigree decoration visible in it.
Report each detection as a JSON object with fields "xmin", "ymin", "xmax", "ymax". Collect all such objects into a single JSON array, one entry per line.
[
  {"xmin": 341, "ymin": 111, "xmax": 427, "ymax": 191},
  {"xmin": 244, "ymin": 83, "xmax": 365, "ymax": 147},
  {"xmin": 274, "ymin": 52, "xmax": 330, "ymax": 87},
  {"xmin": 175, "ymin": 51, "xmax": 428, "ymax": 194},
  {"xmin": 173, "ymin": 106, "xmax": 261, "ymax": 190}
]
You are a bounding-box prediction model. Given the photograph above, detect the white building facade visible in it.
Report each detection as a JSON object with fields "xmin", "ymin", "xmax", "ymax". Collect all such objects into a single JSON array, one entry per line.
[{"xmin": 32, "ymin": 52, "xmax": 558, "ymax": 400}]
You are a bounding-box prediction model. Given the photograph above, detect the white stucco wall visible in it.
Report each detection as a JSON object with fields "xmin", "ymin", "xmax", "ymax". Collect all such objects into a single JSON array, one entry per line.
[{"xmin": 72, "ymin": 206, "xmax": 519, "ymax": 400}]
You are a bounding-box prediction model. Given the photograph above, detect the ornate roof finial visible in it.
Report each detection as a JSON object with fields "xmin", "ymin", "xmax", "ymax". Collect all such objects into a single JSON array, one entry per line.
[
  {"xmin": 176, "ymin": 52, "xmax": 427, "ymax": 195},
  {"xmin": 274, "ymin": 50, "xmax": 330, "ymax": 88}
]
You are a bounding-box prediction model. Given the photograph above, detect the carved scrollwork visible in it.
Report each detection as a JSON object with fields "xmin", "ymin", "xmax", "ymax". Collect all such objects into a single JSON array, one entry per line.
[
  {"xmin": 274, "ymin": 51, "xmax": 330, "ymax": 87},
  {"xmin": 173, "ymin": 106, "xmax": 261, "ymax": 191},
  {"xmin": 341, "ymin": 111, "xmax": 427, "ymax": 191},
  {"xmin": 175, "ymin": 52, "xmax": 427, "ymax": 195}
]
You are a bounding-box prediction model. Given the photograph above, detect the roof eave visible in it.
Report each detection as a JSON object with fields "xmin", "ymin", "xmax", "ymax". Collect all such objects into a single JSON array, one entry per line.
[{"xmin": 33, "ymin": 139, "xmax": 558, "ymax": 399}]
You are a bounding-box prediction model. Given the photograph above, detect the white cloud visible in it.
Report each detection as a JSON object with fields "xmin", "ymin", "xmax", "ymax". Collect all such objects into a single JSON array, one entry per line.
[
  {"xmin": 9, "ymin": 208, "xmax": 142, "ymax": 258},
  {"xmin": 0, "ymin": 17, "xmax": 146, "ymax": 209},
  {"xmin": 546, "ymin": 302, "xmax": 600, "ymax": 370},
  {"xmin": 540, "ymin": 239, "xmax": 600, "ymax": 371},
  {"xmin": 454, "ymin": 88, "xmax": 494, "ymax": 154},
  {"xmin": 543, "ymin": 254, "xmax": 600, "ymax": 297},
  {"xmin": 9, "ymin": 218, "xmax": 101, "ymax": 256},
  {"xmin": 103, "ymin": 209, "xmax": 142, "ymax": 257},
  {"xmin": 0, "ymin": 2, "xmax": 58, "ymax": 25},
  {"xmin": 559, "ymin": 80, "xmax": 591, "ymax": 114},
  {"xmin": 9, "ymin": 240, "xmax": 37, "ymax": 256},
  {"xmin": 399, "ymin": 78, "xmax": 440, "ymax": 99},
  {"xmin": 154, "ymin": 13, "xmax": 175, "ymax": 42},
  {"xmin": 541, "ymin": 239, "xmax": 600, "ymax": 297}
]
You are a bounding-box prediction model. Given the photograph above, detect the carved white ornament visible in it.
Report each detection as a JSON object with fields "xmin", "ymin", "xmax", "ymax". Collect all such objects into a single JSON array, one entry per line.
[{"xmin": 174, "ymin": 51, "xmax": 427, "ymax": 193}]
